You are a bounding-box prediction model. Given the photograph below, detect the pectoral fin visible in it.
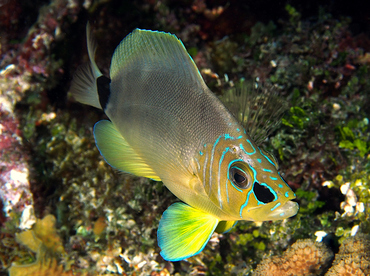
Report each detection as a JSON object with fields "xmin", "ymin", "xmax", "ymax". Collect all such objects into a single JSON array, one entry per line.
[
  {"xmin": 93, "ymin": 120, "xmax": 161, "ymax": 181},
  {"xmin": 157, "ymin": 202, "xmax": 219, "ymax": 261}
]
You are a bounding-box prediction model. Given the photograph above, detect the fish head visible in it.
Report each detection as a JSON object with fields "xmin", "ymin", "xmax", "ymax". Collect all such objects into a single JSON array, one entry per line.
[
  {"xmin": 229, "ymin": 147, "xmax": 299, "ymax": 222},
  {"xmin": 198, "ymin": 133, "xmax": 298, "ymax": 222}
]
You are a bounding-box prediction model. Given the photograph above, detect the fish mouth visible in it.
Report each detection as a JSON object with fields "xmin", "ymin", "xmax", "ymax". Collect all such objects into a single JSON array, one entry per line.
[{"xmin": 265, "ymin": 201, "xmax": 299, "ymax": 221}]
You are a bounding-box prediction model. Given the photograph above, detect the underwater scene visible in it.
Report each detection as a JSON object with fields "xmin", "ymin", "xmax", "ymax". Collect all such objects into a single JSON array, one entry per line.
[{"xmin": 0, "ymin": 0, "xmax": 369, "ymax": 275}]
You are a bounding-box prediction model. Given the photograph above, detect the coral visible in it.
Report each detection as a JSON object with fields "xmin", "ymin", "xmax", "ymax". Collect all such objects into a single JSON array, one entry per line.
[
  {"xmin": 325, "ymin": 234, "xmax": 370, "ymax": 276},
  {"xmin": 9, "ymin": 257, "xmax": 89, "ymax": 276},
  {"xmin": 253, "ymin": 239, "xmax": 333, "ymax": 276},
  {"xmin": 12, "ymin": 214, "xmax": 65, "ymax": 256},
  {"xmin": 8, "ymin": 214, "xmax": 93, "ymax": 276}
]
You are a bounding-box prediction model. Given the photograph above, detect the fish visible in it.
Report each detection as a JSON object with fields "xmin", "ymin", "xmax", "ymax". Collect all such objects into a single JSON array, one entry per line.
[{"xmin": 69, "ymin": 23, "xmax": 299, "ymax": 262}]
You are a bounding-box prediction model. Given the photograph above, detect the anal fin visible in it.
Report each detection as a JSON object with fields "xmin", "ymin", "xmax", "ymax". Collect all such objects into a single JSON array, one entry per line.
[
  {"xmin": 158, "ymin": 202, "xmax": 219, "ymax": 261},
  {"xmin": 94, "ymin": 120, "xmax": 161, "ymax": 181}
]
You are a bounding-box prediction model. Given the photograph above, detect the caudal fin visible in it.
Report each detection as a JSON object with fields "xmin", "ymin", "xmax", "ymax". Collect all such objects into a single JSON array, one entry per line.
[{"xmin": 69, "ymin": 23, "xmax": 103, "ymax": 109}]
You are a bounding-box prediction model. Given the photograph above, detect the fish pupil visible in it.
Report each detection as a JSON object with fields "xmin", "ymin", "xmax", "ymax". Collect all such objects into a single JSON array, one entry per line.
[
  {"xmin": 234, "ymin": 172, "xmax": 245, "ymax": 184},
  {"xmin": 253, "ymin": 182, "xmax": 275, "ymax": 203},
  {"xmin": 231, "ymin": 167, "xmax": 249, "ymax": 189}
]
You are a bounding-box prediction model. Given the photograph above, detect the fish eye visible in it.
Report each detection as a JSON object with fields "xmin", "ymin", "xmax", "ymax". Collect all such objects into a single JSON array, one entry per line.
[{"xmin": 230, "ymin": 167, "xmax": 250, "ymax": 189}]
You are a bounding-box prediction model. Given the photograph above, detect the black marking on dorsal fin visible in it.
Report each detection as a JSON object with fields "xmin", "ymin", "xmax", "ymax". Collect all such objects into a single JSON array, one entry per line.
[{"xmin": 97, "ymin": 76, "xmax": 111, "ymax": 110}]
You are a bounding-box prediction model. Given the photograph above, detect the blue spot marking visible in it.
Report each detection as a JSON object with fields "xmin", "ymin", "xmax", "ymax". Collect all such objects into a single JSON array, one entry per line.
[
  {"xmin": 271, "ymin": 202, "xmax": 281, "ymax": 211},
  {"xmin": 270, "ymin": 176, "xmax": 278, "ymax": 180},
  {"xmin": 257, "ymin": 158, "xmax": 262, "ymax": 163},
  {"xmin": 280, "ymin": 212, "xmax": 285, "ymax": 217},
  {"xmin": 285, "ymin": 192, "xmax": 289, "ymax": 198},
  {"xmin": 236, "ymin": 128, "xmax": 240, "ymax": 132},
  {"xmin": 278, "ymin": 184, "xmax": 283, "ymax": 188},
  {"xmin": 263, "ymin": 168, "xmax": 273, "ymax": 173},
  {"xmin": 199, "ymin": 151, "xmax": 204, "ymax": 156},
  {"xmin": 294, "ymin": 193, "xmax": 296, "ymax": 197}
]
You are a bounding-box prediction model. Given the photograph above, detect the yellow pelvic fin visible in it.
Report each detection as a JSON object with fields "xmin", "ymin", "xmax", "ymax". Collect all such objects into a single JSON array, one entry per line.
[
  {"xmin": 215, "ymin": 220, "xmax": 237, "ymax": 234},
  {"xmin": 93, "ymin": 120, "xmax": 161, "ymax": 181},
  {"xmin": 157, "ymin": 202, "xmax": 219, "ymax": 261}
]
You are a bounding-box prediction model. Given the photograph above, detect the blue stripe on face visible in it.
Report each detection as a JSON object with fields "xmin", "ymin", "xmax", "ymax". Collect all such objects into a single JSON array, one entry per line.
[
  {"xmin": 209, "ymin": 135, "xmax": 223, "ymax": 194},
  {"xmin": 209, "ymin": 132, "xmax": 244, "ymax": 207},
  {"xmin": 259, "ymin": 148, "xmax": 276, "ymax": 167},
  {"xmin": 270, "ymin": 176, "xmax": 278, "ymax": 180},
  {"xmin": 278, "ymin": 184, "xmax": 283, "ymax": 188},
  {"xmin": 285, "ymin": 192, "xmax": 289, "ymax": 198},
  {"xmin": 262, "ymin": 168, "xmax": 273, "ymax": 173},
  {"xmin": 271, "ymin": 202, "xmax": 281, "ymax": 211},
  {"xmin": 240, "ymin": 140, "xmax": 256, "ymax": 155},
  {"xmin": 257, "ymin": 158, "xmax": 262, "ymax": 163},
  {"xmin": 224, "ymin": 133, "xmax": 243, "ymax": 140},
  {"xmin": 239, "ymin": 189, "xmax": 254, "ymax": 218},
  {"xmin": 239, "ymin": 164, "xmax": 257, "ymax": 218},
  {"xmin": 218, "ymin": 147, "xmax": 231, "ymax": 207}
]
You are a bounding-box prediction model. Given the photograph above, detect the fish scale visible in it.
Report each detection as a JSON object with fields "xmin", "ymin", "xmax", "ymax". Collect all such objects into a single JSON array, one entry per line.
[{"xmin": 69, "ymin": 23, "xmax": 299, "ymax": 261}]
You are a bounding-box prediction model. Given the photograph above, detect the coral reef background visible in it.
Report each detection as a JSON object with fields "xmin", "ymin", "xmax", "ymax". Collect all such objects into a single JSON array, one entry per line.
[{"xmin": 0, "ymin": 0, "xmax": 369, "ymax": 275}]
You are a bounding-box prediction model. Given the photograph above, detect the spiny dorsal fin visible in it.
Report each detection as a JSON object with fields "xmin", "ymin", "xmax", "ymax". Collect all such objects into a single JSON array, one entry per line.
[{"xmin": 220, "ymin": 80, "xmax": 287, "ymax": 145}]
